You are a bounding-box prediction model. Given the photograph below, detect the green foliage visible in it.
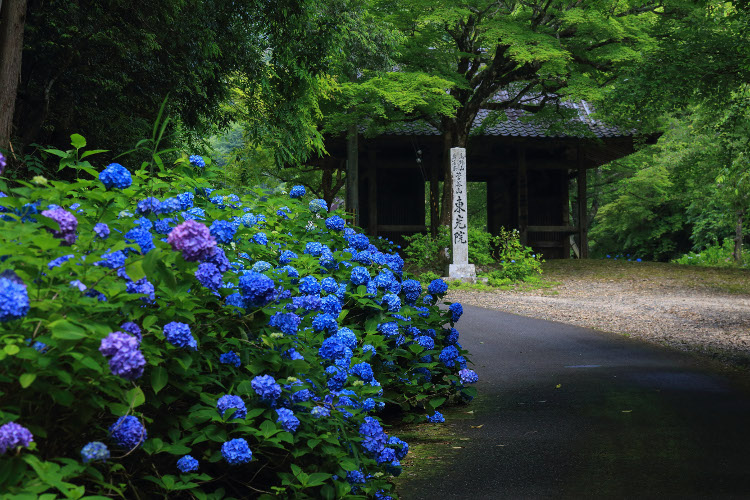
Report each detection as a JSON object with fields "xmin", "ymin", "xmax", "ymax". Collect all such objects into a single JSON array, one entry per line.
[
  {"xmin": 488, "ymin": 228, "xmax": 544, "ymax": 283},
  {"xmin": 673, "ymin": 239, "xmax": 750, "ymax": 268},
  {"xmin": 0, "ymin": 135, "xmax": 476, "ymax": 498}
]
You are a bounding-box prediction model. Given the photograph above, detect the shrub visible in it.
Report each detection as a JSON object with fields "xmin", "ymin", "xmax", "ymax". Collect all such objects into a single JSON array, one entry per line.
[
  {"xmin": 673, "ymin": 238, "xmax": 750, "ymax": 268},
  {"xmin": 491, "ymin": 228, "xmax": 544, "ymax": 282},
  {"xmin": 0, "ymin": 139, "xmax": 477, "ymax": 498}
]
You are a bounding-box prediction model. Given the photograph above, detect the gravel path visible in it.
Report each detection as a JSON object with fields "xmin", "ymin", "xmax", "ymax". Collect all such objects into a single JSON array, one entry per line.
[{"xmin": 448, "ymin": 277, "xmax": 750, "ymax": 366}]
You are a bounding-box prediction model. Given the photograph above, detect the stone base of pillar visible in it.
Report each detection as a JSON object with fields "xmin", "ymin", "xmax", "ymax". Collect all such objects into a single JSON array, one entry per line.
[{"xmin": 448, "ymin": 263, "xmax": 476, "ymax": 282}]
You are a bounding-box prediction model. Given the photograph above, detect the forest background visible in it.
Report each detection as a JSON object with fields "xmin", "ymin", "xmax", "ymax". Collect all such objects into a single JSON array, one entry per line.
[{"xmin": 1, "ymin": 0, "xmax": 749, "ymax": 264}]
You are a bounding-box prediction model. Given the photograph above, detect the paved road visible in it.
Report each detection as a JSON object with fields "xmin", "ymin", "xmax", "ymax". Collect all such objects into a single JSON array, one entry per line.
[{"xmin": 396, "ymin": 305, "xmax": 750, "ymax": 499}]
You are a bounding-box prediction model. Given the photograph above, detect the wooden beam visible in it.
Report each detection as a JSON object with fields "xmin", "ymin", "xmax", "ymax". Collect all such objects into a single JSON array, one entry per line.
[
  {"xmin": 528, "ymin": 241, "xmax": 565, "ymax": 248},
  {"xmin": 561, "ymin": 169, "xmax": 571, "ymax": 258},
  {"xmin": 527, "ymin": 225, "xmax": 578, "ymax": 233},
  {"xmin": 346, "ymin": 125, "xmax": 359, "ymax": 226},
  {"xmin": 577, "ymin": 149, "xmax": 589, "ymax": 258},
  {"xmin": 368, "ymin": 149, "xmax": 378, "ymax": 237},
  {"xmin": 517, "ymin": 147, "xmax": 528, "ymax": 245},
  {"xmin": 377, "ymin": 225, "xmax": 427, "ymax": 233}
]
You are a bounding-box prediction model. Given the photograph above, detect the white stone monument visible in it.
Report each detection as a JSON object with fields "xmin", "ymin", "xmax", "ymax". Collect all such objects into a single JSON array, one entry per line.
[{"xmin": 448, "ymin": 147, "xmax": 476, "ymax": 282}]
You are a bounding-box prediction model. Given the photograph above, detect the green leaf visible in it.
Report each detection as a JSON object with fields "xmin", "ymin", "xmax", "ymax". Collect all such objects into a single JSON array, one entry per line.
[
  {"xmin": 429, "ymin": 397, "xmax": 446, "ymax": 409},
  {"xmin": 125, "ymin": 259, "xmax": 146, "ymax": 283},
  {"xmin": 49, "ymin": 319, "xmax": 87, "ymax": 340},
  {"xmin": 19, "ymin": 373, "xmax": 37, "ymax": 388},
  {"xmin": 151, "ymin": 367, "xmax": 168, "ymax": 394},
  {"xmin": 70, "ymin": 134, "xmax": 87, "ymax": 149},
  {"xmin": 3, "ymin": 344, "xmax": 20, "ymax": 355},
  {"xmin": 126, "ymin": 386, "xmax": 146, "ymax": 408},
  {"xmin": 80, "ymin": 149, "xmax": 109, "ymax": 159},
  {"xmin": 306, "ymin": 472, "xmax": 332, "ymax": 487}
]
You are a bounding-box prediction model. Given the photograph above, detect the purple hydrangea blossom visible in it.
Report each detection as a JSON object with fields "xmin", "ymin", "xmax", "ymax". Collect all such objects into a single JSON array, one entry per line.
[
  {"xmin": 94, "ymin": 223, "xmax": 110, "ymax": 239},
  {"xmin": 99, "ymin": 331, "xmax": 145, "ymax": 379},
  {"xmin": 195, "ymin": 262, "xmax": 222, "ymax": 291},
  {"xmin": 167, "ymin": 220, "xmax": 217, "ymax": 262},
  {"xmin": 458, "ymin": 368, "xmax": 479, "ymax": 384},
  {"xmin": 136, "ymin": 197, "xmax": 161, "ymax": 215},
  {"xmin": 0, "ymin": 421, "xmax": 34, "ymax": 454},
  {"xmin": 120, "ymin": 322, "xmax": 142, "ymax": 342},
  {"xmin": 41, "ymin": 207, "xmax": 78, "ymax": 245}
]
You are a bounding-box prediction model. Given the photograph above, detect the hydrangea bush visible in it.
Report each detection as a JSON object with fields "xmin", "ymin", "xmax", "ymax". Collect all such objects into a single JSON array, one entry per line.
[{"xmin": 0, "ymin": 138, "xmax": 478, "ymax": 499}]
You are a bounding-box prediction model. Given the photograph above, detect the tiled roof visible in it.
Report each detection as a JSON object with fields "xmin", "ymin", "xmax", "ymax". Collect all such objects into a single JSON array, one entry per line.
[{"xmin": 382, "ymin": 92, "xmax": 628, "ymax": 138}]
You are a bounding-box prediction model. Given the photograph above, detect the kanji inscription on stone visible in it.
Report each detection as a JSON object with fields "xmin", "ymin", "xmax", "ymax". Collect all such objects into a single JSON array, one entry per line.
[{"xmin": 449, "ymin": 147, "xmax": 476, "ymax": 281}]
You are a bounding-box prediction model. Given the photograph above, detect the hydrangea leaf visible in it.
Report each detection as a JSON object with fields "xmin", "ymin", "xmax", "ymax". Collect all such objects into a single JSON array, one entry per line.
[{"xmin": 151, "ymin": 367, "xmax": 168, "ymax": 394}]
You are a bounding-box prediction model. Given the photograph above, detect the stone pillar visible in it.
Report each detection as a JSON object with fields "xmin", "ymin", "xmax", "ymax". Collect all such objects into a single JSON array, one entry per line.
[{"xmin": 448, "ymin": 147, "xmax": 476, "ymax": 281}]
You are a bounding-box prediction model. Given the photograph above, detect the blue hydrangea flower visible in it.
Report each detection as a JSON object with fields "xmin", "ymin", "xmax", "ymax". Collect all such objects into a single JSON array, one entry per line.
[
  {"xmin": 251, "ymin": 374, "xmax": 281, "ymax": 401},
  {"xmin": 158, "ymin": 197, "xmax": 181, "ymax": 214},
  {"xmin": 125, "ymin": 226, "xmax": 154, "ymax": 254},
  {"xmin": 325, "ymin": 215, "xmax": 345, "ymax": 231},
  {"xmin": 240, "ymin": 213, "xmax": 257, "ymax": 228},
  {"xmin": 120, "ymin": 322, "xmax": 142, "ymax": 342},
  {"xmin": 362, "ymin": 344, "xmax": 376, "ymax": 357},
  {"xmin": 439, "ymin": 345, "xmax": 459, "ymax": 366},
  {"xmin": 221, "ymin": 438, "xmax": 252, "ymax": 465},
  {"xmin": 359, "ymin": 417, "xmax": 387, "ymax": 455},
  {"xmin": 304, "ymin": 242, "xmax": 324, "ymax": 256},
  {"xmin": 347, "ymin": 469, "xmax": 366, "ymax": 486},
  {"xmin": 81, "ymin": 441, "xmax": 110, "ymax": 463},
  {"xmin": 321, "ymin": 277, "xmax": 338, "ymax": 293},
  {"xmin": 220, "ymin": 351, "xmax": 241, "ymax": 367},
  {"xmin": 377, "ymin": 322, "xmax": 398, "ymax": 337},
  {"xmin": 289, "ymin": 185, "xmax": 306, "ymax": 198},
  {"xmin": 382, "ymin": 293, "xmax": 401, "ymax": 312},
  {"xmin": 177, "ymin": 192, "xmax": 195, "ymax": 210},
  {"xmin": 401, "ymin": 279, "xmax": 421, "ymax": 303},
  {"xmin": 239, "ymin": 272, "xmax": 275, "ymax": 307},
  {"xmin": 335, "ymin": 327, "xmax": 357, "ymax": 350},
  {"xmin": 0, "ymin": 421, "xmax": 34, "ymax": 454},
  {"xmin": 136, "ymin": 197, "xmax": 161, "ymax": 215},
  {"xmin": 253, "ymin": 232, "xmax": 268, "ymax": 245},
  {"xmin": 108, "ymin": 416, "xmax": 147, "ymax": 449},
  {"xmin": 350, "ymin": 266, "xmax": 370, "ymax": 286},
  {"xmin": 126, "ymin": 278, "xmax": 155, "ymax": 304},
  {"xmin": 269, "ymin": 312, "xmax": 301, "ymax": 335},
  {"xmin": 427, "ymin": 278, "xmax": 448, "ymax": 295},
  {"xmin": 319, "ymin": 336, "xmax": 348, "ymax": 361},
  {"xmin": 276, "ymin": 408, "xmax": 300, "ymax": 433},
  {"xmin": 458, "ymin": 368, "xmax": 479, "ymax": 384},
  {"xmin": 94, "ymin": 223, "xmax": 110, "ymax": 239},
  {"xmin": 48, "ymin": 254, "xmax": 75, "ymax": 269},
  {"xmin": 189, "ymin": 155, "xmax": 206, "ymax": 168},
  {"xmin": 177, "ymin": 454, "xmax": 199, "ymax": 473},
  {"xmin": 415, "ymin": 336, "xmax": 435, "ymax": 350},
  {"xmin": 297, "ymin": 276, "xmax": 320, "ymax": 295},
  {"xmin": 426, "ymin": 411, "xmax": 445, "ymax": 423},
  {"xmin": 251, "ymin": 261, "xmax": 271, "ymax": 273},
  {"xmin": 163, "ymin": 322, "xmax": 197, "ymax": 351},
  {"xmin": 99, "ymin": 163, "xmax": 132, "ymax": 190},
  {"xmin": 311, "ymin": 406, "xmax": 330, "ymax": 418},
  {"xmin": 347, "ymin": 233, "xmax": 370, "ymax": 251},
  {"xmin": 195, "ymin": 262, "xmax": 222, "ymax": 291},
  {"xmin": 309, "ymin": 199, "xmax": 328, "ymax": 213},
  {"xmin": 210, "ymin": 220, "xmax": 237, "ymax": 245},
  {"xmin": 449, "ymin": 302, "xmax": 463, "ymax": 322},
  {"xmin": 96, "ymin": 250, "xmax": 126, "ymax": 269},
  {"xmin": 320, "ymin": 295, "xmax": 342, "ymax": 315},
  {"xmin": 350, "ymin": 362, "xmax": 374, "ymax": 382},
  {"xmin": 217, "ymin": 395, "xmax": 247, "ymax": 420},
  {"xmin": 181, "ymin": 207, "xmax": 206, "ymax": 221},
  {"xmin": 389, "ymin": 436, "xmax": 409, "ymax": 460},
  {"xmin": 0, "ymin": 276, "xmax": 30, "ymax": 322},
  {"xmin": 276, "ymin": 206, "xmax": 291, "ymax": 219},
  {"xmin": 312, "ymin": 313, "xmax": 338, "ymax": 333},
  {"xmin": 444, "ymin": 328, "xmax": 459, "ymax": 345},
  {"xmin": 279, "ymin": 250, "xmax": 298, "ymax": 264}
]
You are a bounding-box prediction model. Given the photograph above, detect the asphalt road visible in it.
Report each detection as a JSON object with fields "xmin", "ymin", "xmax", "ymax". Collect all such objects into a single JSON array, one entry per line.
[{"xmin": 396, "ymin": 305, "xmax": 750, "ymax": 500}]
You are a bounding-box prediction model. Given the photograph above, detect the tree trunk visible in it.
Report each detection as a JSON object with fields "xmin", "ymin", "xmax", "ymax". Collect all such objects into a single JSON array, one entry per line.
[
  {"xmin": 734, "ymin": 209, "xmax": 744, "ymax": 264},
  {"xmin": 346, "ymin": 124, "xmax": 359, "ymax": 226},
  {"xmin": 0, "ymin": 0, "xmax": 26, "ymax": 151}
]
